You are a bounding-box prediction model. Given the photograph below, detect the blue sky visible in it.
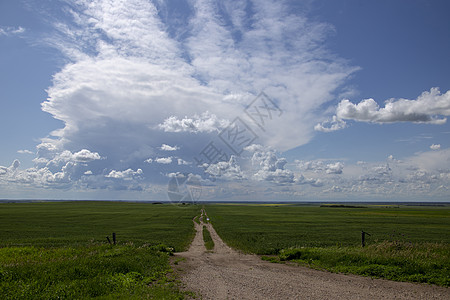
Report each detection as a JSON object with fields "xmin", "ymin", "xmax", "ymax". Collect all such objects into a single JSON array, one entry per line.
[{"xmin": 1, "ymin": 0, "xmax": 449, "ymax": 202}]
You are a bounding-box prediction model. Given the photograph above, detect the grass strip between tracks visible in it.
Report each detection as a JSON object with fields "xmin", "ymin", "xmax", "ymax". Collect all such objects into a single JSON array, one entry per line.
[{"xmin": 202, "ymin": 226, "xmax": 215, "ymax": 251}]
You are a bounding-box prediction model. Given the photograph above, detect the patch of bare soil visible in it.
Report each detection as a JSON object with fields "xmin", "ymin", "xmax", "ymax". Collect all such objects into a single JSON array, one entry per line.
[{"xmin": 173, "ymin": 210, "xmax": 448, "ymax": 299}]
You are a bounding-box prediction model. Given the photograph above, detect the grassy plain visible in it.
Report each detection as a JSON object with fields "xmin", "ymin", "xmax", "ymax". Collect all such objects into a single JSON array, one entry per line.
[
  {"xmin": 206, "ymin": 204, "xmax": 450, "ymax": 286},
  {"xmin": 0, "ymin": 201, "xmax": 199, "ymax": 299},
  {"xmin": 0, "ymin": 201, "xmax": 198, "ymax": 250}
]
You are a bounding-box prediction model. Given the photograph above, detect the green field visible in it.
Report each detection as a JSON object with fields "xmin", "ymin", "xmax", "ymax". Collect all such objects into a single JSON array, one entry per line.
[
  {"xmin": 206, "ymin": 204, "xmax": 450, "ymax": 286},
  {"xmin": 1, "ymin": 202, "xmax": 449, "ymax": 298},
  {"xmin": 0, "ymin": 202, "xmax": 199, "ymax": 299}
]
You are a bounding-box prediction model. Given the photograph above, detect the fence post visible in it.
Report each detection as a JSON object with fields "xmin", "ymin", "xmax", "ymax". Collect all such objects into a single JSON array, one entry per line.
[
  {"xmin": 112, "ymin": 232, "xmax": 116, "ymax": 245},
  {"xmin": 106, "ymin": 236, "xmax": 111, "ymax": 245},
  {"xmin": 361, "ymin": 231, "xmax": 371, "ymax": 247}
]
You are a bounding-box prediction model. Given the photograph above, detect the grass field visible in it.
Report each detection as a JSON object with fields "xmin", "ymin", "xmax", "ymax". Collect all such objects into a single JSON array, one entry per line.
[
  {"xmin": 206, "ymin": 204, "xmax": 450, "ymax": 286},
  {"xmin": 0, "ymin": 201, "xmax": 199, "ymax": 299},
  {"xmin": 1, "ymin": 201, "xmax": 449, "ymax": 297},
  {"xmin": 0, "ymin": 201, "xmax": 198, "ymax": 250}
]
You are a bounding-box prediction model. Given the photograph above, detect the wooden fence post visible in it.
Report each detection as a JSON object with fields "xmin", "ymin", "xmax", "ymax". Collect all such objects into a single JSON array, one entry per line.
[
  {"xmin": 112, "ymin": 232, "xmax": 116, "ymax": 245},
  {"xmin": 361, "ymin": 231, "xmax": 371, "ymax": 247}
]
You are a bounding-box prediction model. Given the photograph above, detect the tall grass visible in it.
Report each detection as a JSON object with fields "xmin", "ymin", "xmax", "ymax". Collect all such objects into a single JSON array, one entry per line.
[
  {"xmin": 279, "ymin": 241, "xmax": 450, "ymax": 286},
  {"xmin": 0, "ymin": 244, "xmax": 184, "ymax": 299},
  {"xmin": 202, "ymin": 226, "xmax": 214, "ymax": 250}
]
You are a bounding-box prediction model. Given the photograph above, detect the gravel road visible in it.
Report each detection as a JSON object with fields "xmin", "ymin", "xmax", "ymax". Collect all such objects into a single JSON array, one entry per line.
[{"xmin": 173, "ymin": 210, "xmax": 449, "ymax": 299}]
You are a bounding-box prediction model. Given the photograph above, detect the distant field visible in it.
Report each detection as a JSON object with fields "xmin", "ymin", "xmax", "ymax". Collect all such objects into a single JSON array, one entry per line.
[
  {"xmin": 206, "ymin": 204, "xmax": 450, "ymax": 252},
  {"xmin": 0, "ymin": 202, "xmax": 199, "ymax": 299},
  {"xmin": 206, "ymin": 204, "xmax": 450, "ymax": 286},
  {"xmin": 0, "ymin": 201, "xmax": 198, "ymax": 250}
]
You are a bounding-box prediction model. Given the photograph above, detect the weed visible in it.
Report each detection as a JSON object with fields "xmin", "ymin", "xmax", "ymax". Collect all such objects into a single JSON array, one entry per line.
[
  {"xmin": 202, "ymin": 226, "xmax": 214, "ymax": 251},
  {"xmin": 278, "ymin": 242, "xmax": 450, "ymax": 286}
]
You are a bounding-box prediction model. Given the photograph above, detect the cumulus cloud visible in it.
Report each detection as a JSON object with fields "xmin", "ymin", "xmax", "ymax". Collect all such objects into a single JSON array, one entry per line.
[
  {"xmin": 2, "ymin": 0, "xmax": 358, "ymax": 195},
  {"xmin": 11, "ymin": 159, "xmax": 20, "ymax": 170},
  {"xmin": 177, "ymin": 158, "xmax": 191, "ymax": 165},
  {"xmin": 314, "ymin": 116, "xmax": 347, "ymax": 132},
  {"xmin": 204, "ymin": 156, "xmax": 245, "ymax": 180},
  {"xmin": 430, "ymin": 144, "xmax": 441, "ymax": 150},
  {"xmin": 33, "ymin": 148, "xmax": 102, "ymax": 168},
  {"xmin": 2, "ymin": 0, "xmax": 370, "ymax": 196},
  {"xmin": 38, "ymin": 0, "xmax": 355, "ymax": 155},
  {"xmin": 159, "ymin": 112, "xmax": 230, "ymax": 133},
  {"xmin": 318, "ymin": 88, "xmax": 450, "ymax": 131},
  {"xmin": 407, "ymin": 148, "xmax": 450, "ymax": 171},
  {"xmin": 296, "ymin": 160, "xmax": 344, "ymax": 174},
  {"xmin": 105, "ymin": 168, "xmax": 143, "ymax": 180},
  {"xmin": 155, "ymin": 157, "xmax": 173, "ymax": 164},
  {"xmin": 1, "ymin": 160, "xmax": 21, "ymax": 175},
  {"xmin": 296, "ymin": 175, "xmax": 324, "ymax": 187},
  {"xmin": 326, "ymin": 162, "xmax": 344, "ymax": 174},
  {"xmin": 247, "ymin": 145, "xmax": 294, "ymax": 184},
  {"xmin": 72, "ymin": 149, "xmax": 102, "ymax": 162},
  {"xmin": 160, "ymin": 144, "xmax": 179, "ymax": 151}
]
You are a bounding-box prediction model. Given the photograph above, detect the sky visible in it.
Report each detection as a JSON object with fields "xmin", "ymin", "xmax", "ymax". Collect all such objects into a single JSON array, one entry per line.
[{"xmin": 0, "ymin": 0, "xmax": 449, "ymax": 202}]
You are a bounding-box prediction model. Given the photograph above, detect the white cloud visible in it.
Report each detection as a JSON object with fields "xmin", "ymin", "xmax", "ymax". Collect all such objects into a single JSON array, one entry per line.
[
  {"xmin": 326, "ymin": 162, "xmax": 344, "ymax": 174},
  {"xmin": 204, "ymin": 156, "xmax": 245, "ymax": 180},
  {"xmin": 3, "ymin": 0, "xmax": 363, "ymax": 195},
  {"xmin": 1, "ymin": 160, "xmax": 21, "ymax": 175},
  {"xmin": 359, "ymin": 163, "xmax": 393, "ymax": 184},
  {"xmin": 177, "ymin": 158, "xmax": 191, "ymax": 165},
  {"xmin": 158, "ymin": 112, "xmax": 230, "ymax": 133},
  {"xmin": 334, "ymin": 88, "xmax": 450, "ymax": 126},
  {"xmin": 160, "ymin": 144, "xmax": 179, "ymax": 151},
  {"xmin": 105, "ymin": 168, "xmax": 143, "ymax": 180},
  {"xmin": 314, "ymin": 116, "xmax": 347, "ymax": 132},
  {"xmin": 407, "ymin": 148, "xmax": 450, "ymax": 171},
  {"xmin": 17, "ymin": 150, "xmax": 34, "ymax": 154},
  {"xmin": 33, "ymin": 148, "xmax": 102, "ymax": 169},
  {"xmin": 244, "ymin": 144, "xmax": 266, "ymax": 153},
  {"xmin": 72, "ymin": 149, "xmax": 102, "ymax": 162},
  {"xmin": 0, "ymin": 26, "xmax": 25, "ymax": 36},
  {"xmin": 296, "ymin": 160, "xmax": 324, "ymax": 172},
  {"xmin": 296, "ymin": 160, "xmax": 344, "ymax": 174},
  {"xmin": 296, "ymin": 175, "xmax": 324, "ymax": 187},
  {"xmin": 248, "ymin": 145, "xmax": 294, "ymax": 184},
  {"xmin": 430, "ymin": 144, "xmax": 441, "ymax": 150},
  {"xmin": 11, "ymin": 159, "xmax": 20, "ymax": 170},
  {"xmin": 155, "ymin": 157, "xmax": 173, "ymax": 164}
]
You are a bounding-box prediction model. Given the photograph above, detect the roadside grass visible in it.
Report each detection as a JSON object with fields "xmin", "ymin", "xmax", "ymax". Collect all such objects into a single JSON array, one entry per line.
[
  {"xmin": 279, "ymin": 242, "xmax": 449, "ymax": 286},
  {"xmin": 0, "ymin": 244, "xmax": 184, "ymax": 299},
  {"xmin": 0, "ymin": 202, "xmax": 200, "ymax": 299},
  {"xmin": 206, "ymin": 204, "xmax": 450, "ymax": 286},
  {"xmin": 202, "ymin": 226, "xmax": 214, "ymax": 250}
]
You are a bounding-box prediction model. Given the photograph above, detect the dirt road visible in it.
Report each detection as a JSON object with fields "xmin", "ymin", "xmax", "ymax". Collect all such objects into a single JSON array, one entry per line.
[{"xmin": 174, "ymin": 210, "xmax": 448, "ymax": 299}]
